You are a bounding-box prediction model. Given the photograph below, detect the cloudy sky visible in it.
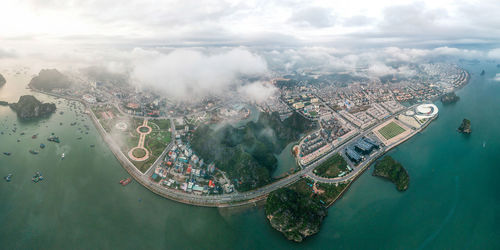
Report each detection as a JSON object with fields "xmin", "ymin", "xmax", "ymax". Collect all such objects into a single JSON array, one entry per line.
[
  {"xmin": 1, "ymin": 0, "xmax": 500, "ymax": 48},
  {"xmin": 1, "ymin": 0, "xmax": 500, "ymax": 100}
]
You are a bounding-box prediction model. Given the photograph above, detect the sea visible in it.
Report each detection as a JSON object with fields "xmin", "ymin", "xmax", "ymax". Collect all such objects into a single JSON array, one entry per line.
[{"xmin": 1, "ymin": 62, "xmax": 499, "ymax": 249}]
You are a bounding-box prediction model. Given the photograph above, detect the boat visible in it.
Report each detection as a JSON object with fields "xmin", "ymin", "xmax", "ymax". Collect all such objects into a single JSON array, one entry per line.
[
  {"xmin": 20, "ymin": 132, "xmax": 25, "ymax": 135},
  {"xmin": 483, "ymin": 141, "xmax": 486, "ymax": 148},
  {"xmin": 3, "ymin": 152, "xmax": 11, "ymax": 156},
  {"xmin": 32, "ymin": 172, "xmax": 44, "ymax": 183},
  {"xmin": 40, "ymin": 143, "xmax": 45, "ymax": 149},
  {"xmin": 90, "ymin": 144, "xmax": 95, "ymax": 148},
  {"xmin": 29, "ymin": 150, "xmax": 39, "ymax": 155},
  {"xmin": 61, "ymin": 153, "xmax": 65, "ymax": 159},
  {"xmin": 119, "ymin": 178, "xmax": 131, "ymax": 186},
  {"xmin": 76, "ymin": 137, "xmax": 82, "ymax": 140},
  {"xmin": 4, "ymin": 174, "xmax": 12, "ymax": 182},
  {"xmin": 32, "ymin": 134, "xmax": 38, "ymax": 139},
  {"xmin": 47, "ymin": 136, "xmax": 60, "ymax": 143}
]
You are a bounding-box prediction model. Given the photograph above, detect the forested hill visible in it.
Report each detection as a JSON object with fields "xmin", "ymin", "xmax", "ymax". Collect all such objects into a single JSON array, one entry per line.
[
  {"xmin": 190, "ymin": 111, "xmax": 316, "ymax": 191},
  {"xmin": 29, "ymin": 69, "xmax": 71, "ymax": 91}
]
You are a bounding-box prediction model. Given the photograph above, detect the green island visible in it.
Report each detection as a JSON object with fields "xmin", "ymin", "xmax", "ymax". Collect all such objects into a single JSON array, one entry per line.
[
  {"xmin": 0, "ymin": 73, "xmax": 5, "ymax": 87},
  {"xmin": 458, "ymin": 118, "xmax": 471, "ymax": 134},
  {"xmin": 373, "ymin": 156, "xmax": 409, "ymax": 191},
  {"xmin": 313, "ymin": 153, "xmax": 348, "ymax": 178},
  {"xmin": 265, "ymin": 178, "xmax": 350, "ymax": 242},
  {"xmin": 190, "ymin": 112, "xmax": 315, "ymax": 192},
  {"xmin": 29, "ymin": 69, "xmax": 71, "ymax": 91},
  {"xmin": 441, "ymin": 92, "xmax": 460, "ymax": 104},
  {"xmin": 9, "ymin": 95, "xmax": 56, "ymax": 120}
]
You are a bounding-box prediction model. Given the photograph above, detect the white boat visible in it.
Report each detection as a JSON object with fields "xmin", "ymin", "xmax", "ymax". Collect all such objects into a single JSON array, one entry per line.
[{"xmin": 61, "ymin": 153, "xmax": 65, "ymax": 159}]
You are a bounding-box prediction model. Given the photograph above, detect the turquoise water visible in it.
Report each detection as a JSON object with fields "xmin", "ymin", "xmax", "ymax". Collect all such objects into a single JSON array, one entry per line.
[{"xmin": 1, "ymin": 63, "xmax": 500, "ymax": 249}]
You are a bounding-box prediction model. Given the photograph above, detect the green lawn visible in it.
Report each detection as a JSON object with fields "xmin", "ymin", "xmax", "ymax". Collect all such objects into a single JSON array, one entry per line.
[
  {"xmin": 378, "ymin": 121, "xmax": 406, "ymax": 140},
  {"xmin": 150, "ymin": 119, "xmax": 171, "ymax": 130},
  {"xmin": 314, "ymin": 153, "xmax": 348, "ymax": 178}
]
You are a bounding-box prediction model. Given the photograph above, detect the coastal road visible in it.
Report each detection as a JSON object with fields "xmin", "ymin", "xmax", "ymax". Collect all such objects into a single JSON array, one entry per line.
[{"xmin": 47, "ymin": 88, "xmax": 428, "ymax": 207}]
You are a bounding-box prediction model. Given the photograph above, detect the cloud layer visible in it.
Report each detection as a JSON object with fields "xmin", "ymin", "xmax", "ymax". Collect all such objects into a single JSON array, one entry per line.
[
  {"xmin": 1, "ymin": 0, "xmax": 500, "ymax": 48},
  {"xmin": 130, "ymin": 48, "xmax": 268, "ymax": 99}
]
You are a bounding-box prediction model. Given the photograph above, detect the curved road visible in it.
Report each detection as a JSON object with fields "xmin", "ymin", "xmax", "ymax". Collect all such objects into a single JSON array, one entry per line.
[{"xmin": 36, "ymin": 89, "xmax": 433, "ymax": 207}]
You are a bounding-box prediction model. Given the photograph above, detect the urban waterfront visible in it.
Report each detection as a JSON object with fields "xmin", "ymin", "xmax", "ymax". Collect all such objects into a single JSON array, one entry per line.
[{"xmin": 1, "ymin": 63, "xmax": 500, "ymax": 249}]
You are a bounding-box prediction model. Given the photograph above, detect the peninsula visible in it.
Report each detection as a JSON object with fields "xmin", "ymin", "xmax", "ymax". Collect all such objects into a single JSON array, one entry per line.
[
  {"xmin": 373, "ymin": 156, "xmax": 409, "ymax": 191},
  {"xmin": 458, "ymin": 119, "xmax": 471, "ymax": 134},
  {"xmin": 26, "ymin": 63, "xmax": 468, "ymax": 242},
  {"xmin": 265, "ymin": 179, "xmax": 349, "ymax": 242},
  {"xmin": 10, "ymin": 95, "xmax": 56, "ymax": 120}
]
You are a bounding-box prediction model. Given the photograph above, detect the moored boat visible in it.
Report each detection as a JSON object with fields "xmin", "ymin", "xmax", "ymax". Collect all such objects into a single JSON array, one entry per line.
[
  {"xmin": 119, "ymin": 178, "xmax": 131, "ymax": 186},
  {"xmin": 32, "ymin": 172, "xmax": 44, "ymax": 183},
  {"xmin": 47, "ymin": 136, "xmax": 60, "ymax": 143},
  {"xmin": 4, "ymin": 174, "xmax": 12, "ymax": 182}
]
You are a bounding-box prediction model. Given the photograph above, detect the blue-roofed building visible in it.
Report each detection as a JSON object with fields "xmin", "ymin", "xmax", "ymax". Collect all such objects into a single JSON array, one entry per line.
[
  {"xmin": 354, "ymin": 139, "xmax": 375, "ymax": 154},
  {"xmin": 345, "ymin": 147, "xmax": 361, "ymax": 163},
  {"xmin": 363, "ymin": 137, "xmax": 380, "ymax": 148}
]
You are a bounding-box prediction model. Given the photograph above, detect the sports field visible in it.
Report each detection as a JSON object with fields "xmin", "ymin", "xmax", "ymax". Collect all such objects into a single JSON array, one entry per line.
[{"xmin": 378, "ymin": 121, "xmax": 406, "ymax": 140}]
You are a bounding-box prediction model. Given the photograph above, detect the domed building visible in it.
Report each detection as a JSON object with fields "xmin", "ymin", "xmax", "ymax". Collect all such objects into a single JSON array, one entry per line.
[{"xmin": 415, "ymin": 104, "xmax": 439, "ymax": 120}]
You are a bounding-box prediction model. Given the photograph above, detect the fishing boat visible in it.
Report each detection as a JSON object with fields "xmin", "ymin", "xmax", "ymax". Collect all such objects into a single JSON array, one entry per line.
[
  {"xmin": 4, "ymin": 174, "xmax": 12, "ymax": 182},
  {"xmin": 119, "ymin": 178, "xmax": 131, "ymax": 186},
  {"xmin": 47, "ymin": 136, "xmax": 60, "ymax": 143},
  {"xmin": 29, "ymin": 149, "xmax": 39, "ymax": 155},
  {"xmin": 32, "ymin": 172, "xmax": 44, "ymax": 183},
  {"xmin": 90, "ymin": 144, "xmax": 95, "ymax": 148},
  {"xmin": 32, "ymin": 134, "xmax": 38, "ymax": 139},
  {"xmin": 3, "ymin": 152, "xmax": 11, "ymax": 156},
  {"xmin": 40, "ymin": 143, "xmax": 45, "ymax": 149}
]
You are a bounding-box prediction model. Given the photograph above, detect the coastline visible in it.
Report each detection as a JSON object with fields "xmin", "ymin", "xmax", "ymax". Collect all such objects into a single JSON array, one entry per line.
[{"xmin": 26, "ymin": 69, "xmax": 467, "ymax": 209}]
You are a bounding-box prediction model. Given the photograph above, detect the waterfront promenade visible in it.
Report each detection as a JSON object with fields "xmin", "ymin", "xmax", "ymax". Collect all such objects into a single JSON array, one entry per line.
[{"xmin": 33, "ymin": 89, "xmax": 439, "ymax": 207}]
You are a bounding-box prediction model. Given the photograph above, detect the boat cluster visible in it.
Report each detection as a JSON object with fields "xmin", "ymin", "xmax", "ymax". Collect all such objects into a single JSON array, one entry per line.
[
  {"xmin": 32, "ymin": 171, "xmax": 44, "ymax": 183},
  {"xmin": 2, "ymin": 171, "xmax": 45, "ymax": 183}
]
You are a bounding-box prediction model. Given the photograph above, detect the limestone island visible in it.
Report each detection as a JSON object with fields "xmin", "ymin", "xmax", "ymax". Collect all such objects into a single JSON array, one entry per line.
[
  {"xmin": 0, "ymin": 73, "xmax": 5, "ymax": 87},
  {"xmin": 265, "ymin": 178, "xmax": 349, "ymax": 242},
  {"xmin": 29, "ymin": 69, "xmax": 71, "ymax": 91},
  {"xmin": 458, "ymin": 118, "xmax": 471, "ymax": 134},
  {"xmin": 440, "ymin": 92, "xmax": 460, "ymax": 105},
  {"xmin": 373, "ymin": 156, "xmax": 409, "ymax": 191},
  {"xmin": 9, "ymin": 95, "xmax": 56, "ymax": 120}
]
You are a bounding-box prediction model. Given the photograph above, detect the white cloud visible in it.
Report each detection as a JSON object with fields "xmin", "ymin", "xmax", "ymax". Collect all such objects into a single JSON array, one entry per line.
[
  {"xmin": 130, "ymin": 48, "xmax": 268, "ymax": 100},
  {"xmin": 0, "ymin": 0, "xmax": 499, "ymax": 48},
  {"xmin": 487, "ymin": 48, "xmax": 500, "ymax": 59},
  {"xmin": 494, "ymin": 73, "xmax": 500, "ymax": 81},
  {"xmin": 237, "ymin": 81, "xmax": 278, "ymax": 104}
]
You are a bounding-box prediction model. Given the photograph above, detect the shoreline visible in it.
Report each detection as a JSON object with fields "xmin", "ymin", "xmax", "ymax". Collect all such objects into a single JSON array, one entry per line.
[{"xmin": 27, "ymin": 69, "xmax": 468, "ymax": 209}]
